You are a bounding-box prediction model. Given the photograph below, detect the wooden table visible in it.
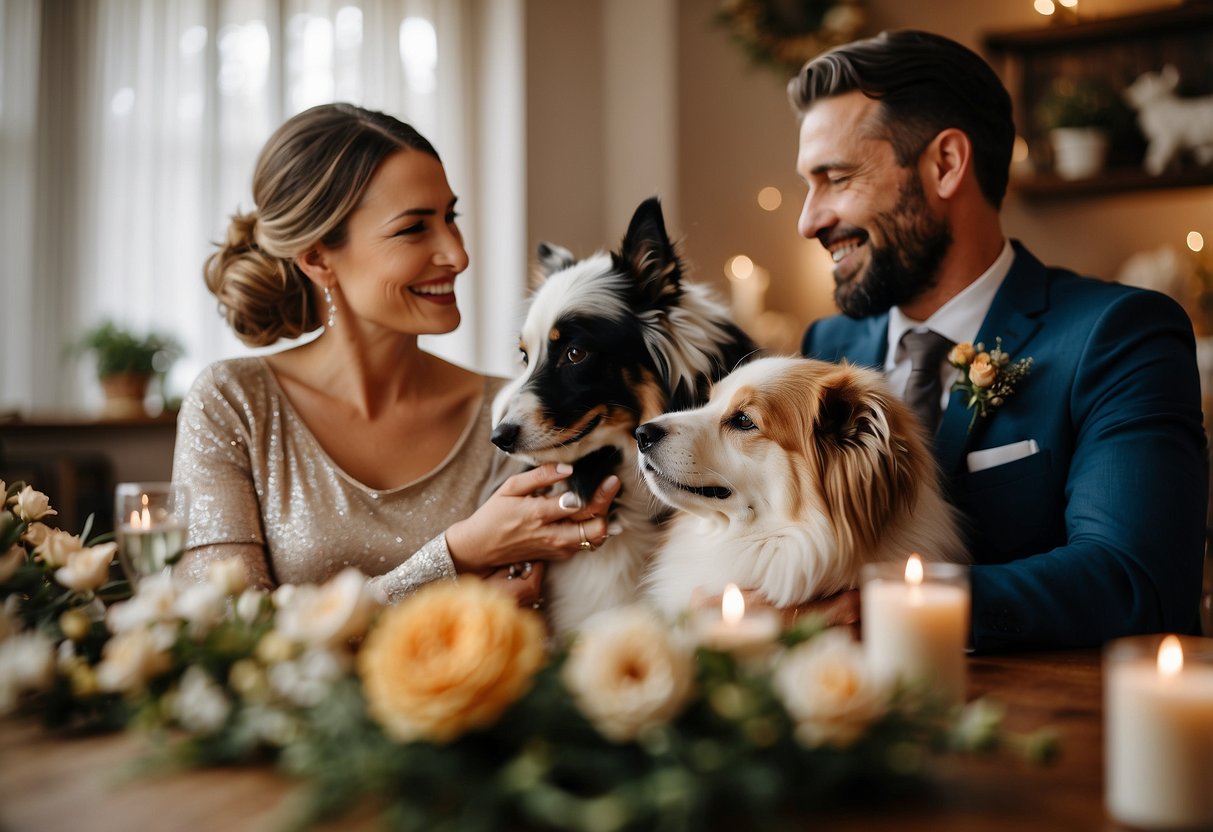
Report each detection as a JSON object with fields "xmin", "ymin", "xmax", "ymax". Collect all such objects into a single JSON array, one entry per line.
[{"xmin": 0, "ymin": 650, "xmax": 1119, "ymax": 831}]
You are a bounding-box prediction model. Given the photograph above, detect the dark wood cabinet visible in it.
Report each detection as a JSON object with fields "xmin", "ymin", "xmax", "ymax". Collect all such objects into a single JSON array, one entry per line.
[{"xmin": 983, "ymin": 3, "xmax": 1213, "ymax": 198}]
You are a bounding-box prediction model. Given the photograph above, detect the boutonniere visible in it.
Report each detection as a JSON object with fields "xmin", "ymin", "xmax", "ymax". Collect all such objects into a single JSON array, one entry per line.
[{"xmin": 948, "ymin": 338, "xmax": 1034, "ymax": 432}]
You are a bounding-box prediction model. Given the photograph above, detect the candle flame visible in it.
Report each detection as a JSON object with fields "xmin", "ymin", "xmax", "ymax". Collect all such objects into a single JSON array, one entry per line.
[
  {"xmin": 722, "ymin": 583, "xmax": 744, "ymax": 625},
  {"xmin": 904, "ymin": 554, "xmax": 924, "ymax": 586},
  {"xmin": 1158, "ymin": 635, "xmax": 1183, "ymax": 677}
]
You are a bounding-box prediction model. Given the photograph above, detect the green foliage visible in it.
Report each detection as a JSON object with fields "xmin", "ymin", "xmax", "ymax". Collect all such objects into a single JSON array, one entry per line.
[
  {"xmin": 1035, "ymin": 77, "xmax": 1130, "ymax": 132},
  {"xmin": 70, "ymin": 320, "xmax": 182, "ymax": 379}
]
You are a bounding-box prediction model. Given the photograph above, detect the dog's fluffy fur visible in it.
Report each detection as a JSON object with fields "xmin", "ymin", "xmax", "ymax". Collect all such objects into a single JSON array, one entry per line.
[
  {"xmin": 491, "ymin": 197, "xmax": 757, "ymax": 637},
  {"xmin": 639, "ymin": 356, "xmax": 967, "ymax": 616}
]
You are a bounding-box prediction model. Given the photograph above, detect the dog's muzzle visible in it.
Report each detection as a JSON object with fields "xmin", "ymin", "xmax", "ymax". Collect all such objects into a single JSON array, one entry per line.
[{"xmin": 634, "ymin": 422, "xmax": 665, "ymax": 452}]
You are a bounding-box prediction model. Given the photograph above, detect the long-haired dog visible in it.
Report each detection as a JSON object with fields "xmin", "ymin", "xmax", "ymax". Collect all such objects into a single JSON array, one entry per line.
[
  {"xmin": 491, "ymin": 197, "xmax": 757, "ymax": 637},
  {"xmin": 638, "ymin": 356, "xmax": 967, "ymax": 617}
]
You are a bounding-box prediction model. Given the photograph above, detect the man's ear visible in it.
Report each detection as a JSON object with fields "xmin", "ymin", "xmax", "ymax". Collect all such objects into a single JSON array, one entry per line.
[
  {"xmin": 921, "ymin": 128, "xmax": 971, "ymax": 200},
  {"xmin": 294, "ymin": 248, "xmax": 334, "ymax": 285}
]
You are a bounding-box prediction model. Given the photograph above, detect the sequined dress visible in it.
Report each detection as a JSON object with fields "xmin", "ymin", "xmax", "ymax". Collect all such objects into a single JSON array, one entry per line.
[{"xmin": 171, "ymin": 357, "xmax": 517, "ymax": 600}]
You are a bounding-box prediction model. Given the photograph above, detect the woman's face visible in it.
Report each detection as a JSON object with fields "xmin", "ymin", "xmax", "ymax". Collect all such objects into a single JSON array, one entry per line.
[{"xmin": 322, "ymin": 149, "xmax": 469, "ymax": 336}]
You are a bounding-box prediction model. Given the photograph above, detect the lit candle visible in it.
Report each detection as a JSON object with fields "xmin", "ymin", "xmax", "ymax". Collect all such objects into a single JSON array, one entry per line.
[
  {"xmin": 1105, "ymin": 635, "xmax": 1213, "ymax": 829},
  {"xmin": 860, "ymin": 555, "xmax": 969, "ymax": 704},
  {"xmin": 694, "ymin": 583, "xmax": 781, "ymax": 658},
  {"xmin": 114, "ymin": 483, "xmax": 188, "ymax": 584}
]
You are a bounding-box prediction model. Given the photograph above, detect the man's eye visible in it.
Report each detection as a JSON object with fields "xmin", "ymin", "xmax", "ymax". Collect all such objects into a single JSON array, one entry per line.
[
  {"xmin": 564, "ymin": 346, "xmax": 587, "ymax": 365},
  {"xmin": 730, "ymin": 412, "xmax": 756, "ymax": 431}
]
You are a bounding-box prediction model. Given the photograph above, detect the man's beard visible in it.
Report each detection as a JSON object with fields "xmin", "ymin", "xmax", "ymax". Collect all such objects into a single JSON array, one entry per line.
[{"xmin": 833, "ymin": 174, "xmax": 952, "ymax": 319}]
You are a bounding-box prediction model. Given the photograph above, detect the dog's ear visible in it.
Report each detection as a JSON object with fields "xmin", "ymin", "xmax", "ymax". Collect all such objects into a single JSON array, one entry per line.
[
  {"xmin": 619, "ymin": 196, "xmax": 682, "ymax": 307},
  {"xmin": 536, "ymin": 242, "xmax": 576, "ymax": 279},
  {"xmin": 813, "ymin": 367, "xmax": 925, "ymax": 556}
]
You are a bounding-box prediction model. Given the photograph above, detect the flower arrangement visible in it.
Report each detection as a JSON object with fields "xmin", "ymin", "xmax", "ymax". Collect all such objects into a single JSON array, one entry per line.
[
  {"xmin": 948, "ymin": 338, "xmax": 1035, "ymax": 432},
  {"xmin": 1, "ymin": 481, "xmax": 1057, "ymax": 830},
  {"xmin": 716, "ymin": 0, "xmax": 867, "ymax": 75}
]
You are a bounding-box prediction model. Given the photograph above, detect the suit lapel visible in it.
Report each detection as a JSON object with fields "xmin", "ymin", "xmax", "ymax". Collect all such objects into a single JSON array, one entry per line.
[
  {"xmin": 934, "ymin": 242, "xmax": 1047, "ymax": 477},
  {"xmin": 846, "ymin": 313, "xmax": 889, "ymax": 369}
]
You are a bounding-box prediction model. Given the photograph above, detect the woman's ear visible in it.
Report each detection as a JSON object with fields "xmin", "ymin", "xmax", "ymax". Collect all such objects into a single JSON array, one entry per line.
[
  {"xmin": 294, "ymin": 248, "xmax": 334, "ymax": 285},
  {"xmin": 920, "ymin": 128, "xmax": 971, "ymax": 200}
]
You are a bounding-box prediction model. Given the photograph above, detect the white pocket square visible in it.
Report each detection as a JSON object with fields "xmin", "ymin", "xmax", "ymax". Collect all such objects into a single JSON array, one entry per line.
[{"xmin": 966, "ymin": 439, "xmax": 1040, "ymax": 473}]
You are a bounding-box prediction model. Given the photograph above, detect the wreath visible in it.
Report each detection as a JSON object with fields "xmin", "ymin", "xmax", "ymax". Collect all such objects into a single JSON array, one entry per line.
[{"xmin": 716, "ymin": 0, "xmax": 868, "ymax": 75}]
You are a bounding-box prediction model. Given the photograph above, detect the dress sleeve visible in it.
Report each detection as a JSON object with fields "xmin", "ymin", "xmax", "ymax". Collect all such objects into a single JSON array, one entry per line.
[
  {"xmin": 367, "ymin": 533, "xmax": 458, "ymax": 603},
  {"xmin": 171, "ymin": 365, "xmax": 275, "ymax": 589}
]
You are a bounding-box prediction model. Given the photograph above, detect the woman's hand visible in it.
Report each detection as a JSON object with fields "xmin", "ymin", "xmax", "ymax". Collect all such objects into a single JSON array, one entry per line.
[
  {"xmin": 692, "ymin": 587, "xmax": 861, "ymax": 633},
  {"xmin": 444, "ymin": 463, "xmax": 621, "ymax": 573},
  {"xmin": 482, "ymin": 560, "xmax": 547, "ymax": 609}
]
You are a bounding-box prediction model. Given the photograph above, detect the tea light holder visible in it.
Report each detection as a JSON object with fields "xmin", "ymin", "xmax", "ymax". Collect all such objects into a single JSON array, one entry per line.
[
  {"xmin": 693, "ymin": 583, "xmax": 782, "ymax": 662},
  {"xmin": 114, "ymin": 482, "xmax": 189, "ymax": 584},
  {"xmin": 861, "ymin": 555, "xmax": 969, "ymax": 704},
  {"xmin": 1105, "ymin": 634, "xmax": 1213, "ymax": 829}
]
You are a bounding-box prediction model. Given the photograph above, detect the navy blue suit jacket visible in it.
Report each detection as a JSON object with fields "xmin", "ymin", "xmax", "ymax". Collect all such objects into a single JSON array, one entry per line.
[{"xmin": 802, "ymin": 242, "xmax": 1208, "ymax": 651}]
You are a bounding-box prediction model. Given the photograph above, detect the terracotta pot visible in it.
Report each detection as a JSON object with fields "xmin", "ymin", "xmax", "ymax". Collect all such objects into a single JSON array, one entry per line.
[{"xmin": 99, "ymin": 372, "xmax": 150, "ymax": 419}]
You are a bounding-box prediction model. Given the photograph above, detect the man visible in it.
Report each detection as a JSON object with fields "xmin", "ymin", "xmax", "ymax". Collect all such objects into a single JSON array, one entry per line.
[{"xmin": 792, "ymin": 30, "xmax": 1207, "ymax": 650}]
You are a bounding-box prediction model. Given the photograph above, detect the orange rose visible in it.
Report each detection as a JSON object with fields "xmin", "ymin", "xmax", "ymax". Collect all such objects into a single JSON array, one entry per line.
[
  {"xmin": 358, "ymin": 578, "xmax": 545, "ymax": 744},
  {"xmin": 968, "ymin": 354, "xmax": 997, "ymax": 388},
  {"xmin": 947, "ymin": 342, "xmax": 976, "ymax": 367}
]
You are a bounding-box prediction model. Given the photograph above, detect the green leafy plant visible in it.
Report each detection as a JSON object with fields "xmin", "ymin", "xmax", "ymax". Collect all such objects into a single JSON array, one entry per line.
[
  {"xmin": 1035, "ymin": 77, "xmax": 1128, "ymax": 132},
  {"xmin": 71, "ymin": 320, "xmax": 182, "ymax": 379}
]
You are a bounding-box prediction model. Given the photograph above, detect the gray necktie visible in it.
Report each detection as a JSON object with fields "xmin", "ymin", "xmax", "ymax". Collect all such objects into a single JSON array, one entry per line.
[{"xmin": 901, "ymin": 330, "xmax": 954, "ymax": 434}]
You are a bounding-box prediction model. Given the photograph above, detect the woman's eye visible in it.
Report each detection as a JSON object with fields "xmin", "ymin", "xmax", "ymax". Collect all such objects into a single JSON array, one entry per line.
[
  {"xmin": 445, "ymin": 211, "xmax": 460, "ymax": 224},
  {"xmin": 396, "ymin": 222, "xmax": 425, "ymax": 236},
  {"xmin": 730, "ymin": 412, "xmax": 756, "ymax": 431},
  {"xmin": 564, "ymin": 346, "xmax": 587, "ymax": 365}
]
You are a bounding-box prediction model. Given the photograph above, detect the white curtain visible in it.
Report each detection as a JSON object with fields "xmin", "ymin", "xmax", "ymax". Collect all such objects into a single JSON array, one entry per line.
[{"xmin": 0, "ymin": 0, "xmax": 525, "ymax": 415}]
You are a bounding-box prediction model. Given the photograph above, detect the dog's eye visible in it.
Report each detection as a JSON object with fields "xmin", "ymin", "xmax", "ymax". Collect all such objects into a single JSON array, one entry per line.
[
  {"xmin": 564, "ymin": 346, "xmax": 587, "ymax": 365},
  {"xmin": 518, "ymin": 349, "xmax": 529, "ymax": 367},
  {"xmin": 729, "ymin": 412, "xmax": 757, "ymax": 431}
]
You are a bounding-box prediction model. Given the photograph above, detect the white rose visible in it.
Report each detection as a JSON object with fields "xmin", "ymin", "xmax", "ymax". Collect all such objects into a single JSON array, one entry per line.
[
  {"xmin": 54, "ymin": 542, "xmax": 117, "ymax": 592},
  {"xmin": 12, "ymin": 486, "xmax": 56, "ymax": 522},
  {"xmin": 106, "ymin": 570, "xmax": 179, "ymax": 633},
  {"xmin": 0, "ymin": 544, "xmax": 25, "ymax": 584},
  {"xmin": 0, "ymin": 630, "xmax": 56, "ymax": 714},
  {"xmin": 773, "ymin": 629, "xmax": 891, "ymax": 749},
  {"xmin": 274, "ymin": 568, "xmax": 378, "ymax": 648},
  {"xmin": 268, "ymin": 646, "xmax": 348, "ymax": 707},
  {"xmin": 173, "ymin": 666, "xmax": 232, "ymax": 734},
  {"xmin": 95, "ymin": 628, "xmax": 173, "ymax": 693},
  {"xmin": 562, "ymin": 605, "xmax": 695, "ymax": 742},
  {"xmin": 208, "ymin": 557, "xmax": 248, "ymax": 596},
  {"xmin": 173, "ymin": 583, "xmax": 227, "ymax": 637},
  {"xmin": 235, "ymin": 588, "xmax": 266, "ymax": 623},
  {"xmin": 35, "ymin": 529, "xmax": 83, "ymax": 568}
]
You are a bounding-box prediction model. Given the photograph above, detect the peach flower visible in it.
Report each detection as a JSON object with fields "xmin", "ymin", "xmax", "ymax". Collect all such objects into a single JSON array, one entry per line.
[
  {"xmin": 358, "ymin": 578, "xmax": 545, "ymax": 744},
  {"xmin": 947, "ymin": 342, "xmax": 975, "ymax": 367},
  {"xmin": 54, "ymin": 542, "xmax": 117, "ymax": 592},
  {"xmin": 967, "ymin": 354, "xmax": 998, "ymax": 388},
  {"xmin": 12, "ymin": 486, "xmax": 56, "ymax": 522}
]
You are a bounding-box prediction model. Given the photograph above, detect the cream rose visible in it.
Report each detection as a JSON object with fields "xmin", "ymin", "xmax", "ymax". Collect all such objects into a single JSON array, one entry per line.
[
  {"xmin": 35, "ymin": 529, "xmax": 83, "ymax": 568},
  {"xmin": 358, "ymin": 578, "xmax": 545, "ymax": 744},
  {"xmin": 948, "ymin": 342, "xmax": 976, "ymax": 367},
  {"xmin": 173, "ymin": 666, "xmax": 232, "ymax": 734},
  {"xmin": 274, "ymin": 568, "xmax": 379, "ymax": 648},
  {"xmin": 967, "ymin": 354, "xmax": 997, "ymax": 388},
  {"xmin": 562, "ymin": 605, "xmax": 695, "ymax": 742},
  {"xmin": 21, "ymin": 521, "xmax": 52, "ymax": 549},
  {"xmin": 773, "ymin": 629, "xmax": 891, "ymax": 748},
  {"xmin": 12, "ymin": 486, "xmax": 56, "ymax": 523},
  {"xmin": 208, "ymin": 557, "xmax": 249, "ymax": 596},
  {"xmin": 0, "ymin": 631, "xmax": 55, "ymax": 714},
  {"xmin": 95, "ymin": 627, "xmax": 174, "ymax": 693},
  {"xmin": 54, "ymin": 542, "xmax": 117, "ymax": 592}
]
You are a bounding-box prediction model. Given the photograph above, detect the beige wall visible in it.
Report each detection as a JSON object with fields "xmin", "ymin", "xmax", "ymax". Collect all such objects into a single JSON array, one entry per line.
[{"xmin": 527, "ymin": 0, "xmax": 1212, "ymax": 345}]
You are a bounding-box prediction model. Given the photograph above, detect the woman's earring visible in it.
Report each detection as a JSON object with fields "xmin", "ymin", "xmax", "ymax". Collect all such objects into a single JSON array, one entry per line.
[{"xmin": 324, "ymin": 287, "xmax": 336, "ymax": 328}]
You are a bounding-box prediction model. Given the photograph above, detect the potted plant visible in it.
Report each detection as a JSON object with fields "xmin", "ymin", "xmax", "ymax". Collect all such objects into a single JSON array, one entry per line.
[
  {"xmin": 71, "ymin": 320, "xmax": 182, "ymax": 418},
  {"xmin": 1035, "ymin": 77, "xmax": 1127, "ymax": 180}
]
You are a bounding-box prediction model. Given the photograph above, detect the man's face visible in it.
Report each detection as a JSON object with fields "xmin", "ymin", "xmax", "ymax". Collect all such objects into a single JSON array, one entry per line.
[{"xmin": 796, "ymin": 91, "xmax": 951, "ymax": 318}]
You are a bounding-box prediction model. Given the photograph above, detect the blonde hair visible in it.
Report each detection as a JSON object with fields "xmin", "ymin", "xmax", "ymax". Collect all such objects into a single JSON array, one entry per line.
[{"xmin": 204, "ymin": 103, "xmax": 440, "ymax": 346}]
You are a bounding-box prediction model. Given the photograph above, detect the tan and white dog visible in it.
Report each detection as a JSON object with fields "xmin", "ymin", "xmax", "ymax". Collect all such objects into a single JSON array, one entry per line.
[{"xmin": 638, "ymin": 356, "xmax": 967, "ymax": 617}]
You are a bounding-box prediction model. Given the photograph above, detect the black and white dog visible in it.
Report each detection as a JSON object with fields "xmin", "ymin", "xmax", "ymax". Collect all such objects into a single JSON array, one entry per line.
[{"xmin": 491, "ymin": 197, "xmax": 757, "ymax": 637}]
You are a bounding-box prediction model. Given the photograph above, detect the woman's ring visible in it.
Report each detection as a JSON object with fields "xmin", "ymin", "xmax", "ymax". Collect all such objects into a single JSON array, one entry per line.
[{"xmin": 578, "ymin": 521, "xmax": 593, "ymax": 551}]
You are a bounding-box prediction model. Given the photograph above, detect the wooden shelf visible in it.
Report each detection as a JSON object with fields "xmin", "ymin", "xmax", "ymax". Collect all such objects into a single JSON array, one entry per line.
[
  {"xmin": 1011, "ymin": 166, "xmax": 1213, "ymax": 198},
  {"xmin": 985, "ymin": 3, "xmax": 1213, "ymax": 52}
]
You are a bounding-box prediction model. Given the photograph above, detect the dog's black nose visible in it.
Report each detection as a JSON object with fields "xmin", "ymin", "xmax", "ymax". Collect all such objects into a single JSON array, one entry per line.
[
  {"xmin": 491, "ymin": 423, "xmax": 520, "ymax": 453},
  {"xmin": 634, "ymin": 422, "xmax": 666, "ymax": 453}
]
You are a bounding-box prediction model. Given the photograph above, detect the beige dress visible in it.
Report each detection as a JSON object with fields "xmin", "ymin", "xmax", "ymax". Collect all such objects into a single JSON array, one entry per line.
[{"xmin": 171, "ymin": 357, "xmax": 518, "ymax": 599}]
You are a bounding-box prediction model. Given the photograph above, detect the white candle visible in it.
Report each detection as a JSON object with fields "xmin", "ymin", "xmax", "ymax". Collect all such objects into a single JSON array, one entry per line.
[
  {"xmin": 1106, "ymin": 635, "xmax": 1213, "ymax": 829},
  {"xmin": 861, "ymin": 555, "xmax": 969, "ymax": 704},
  {"xmin": 114, "ymin": 483, "xmax": 188, "ymax": 583},
  {"xmin": 694, "ymin": 583, "xmax": 781, "ymax": 658}
]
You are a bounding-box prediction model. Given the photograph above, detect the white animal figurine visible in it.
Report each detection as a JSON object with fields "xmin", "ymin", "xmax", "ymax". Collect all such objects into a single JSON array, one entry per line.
[{"xmin": 1123, "ymin": 65, "xmax": 1213, "ymax": 176}]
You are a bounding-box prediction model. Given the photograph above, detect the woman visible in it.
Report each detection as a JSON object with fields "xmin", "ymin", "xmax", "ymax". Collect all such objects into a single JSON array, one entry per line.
[{"xmin": 173, "ymin": 103, "xmax": 617, "ymax": 607}]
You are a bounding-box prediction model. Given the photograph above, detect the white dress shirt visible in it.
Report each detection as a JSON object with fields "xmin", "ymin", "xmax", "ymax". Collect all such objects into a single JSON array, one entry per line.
[{"xmin": 884, "ymin": 239, "xmax": 1015, "ymax": 413}]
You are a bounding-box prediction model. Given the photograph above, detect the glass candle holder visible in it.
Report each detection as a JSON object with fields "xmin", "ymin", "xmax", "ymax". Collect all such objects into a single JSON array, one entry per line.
[
  {"xmin": 1105, "ymin": 634, "xmax": 1213, "ymax": 830},
  {"xmin": 860, "ymin": 555, "xmax": 970, "ymax": 705},
  {"xmin": 114, "ymin": 482, "xmax": 188, "ymax": 584}
]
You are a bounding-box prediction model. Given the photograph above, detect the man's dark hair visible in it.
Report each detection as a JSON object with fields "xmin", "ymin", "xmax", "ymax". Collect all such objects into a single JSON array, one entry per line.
[{"xmin": 788, "ymin": 30, "xmax": 1014, "ymax": 208}]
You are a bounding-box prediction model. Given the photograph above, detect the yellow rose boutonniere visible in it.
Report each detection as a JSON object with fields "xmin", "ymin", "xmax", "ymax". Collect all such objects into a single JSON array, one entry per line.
[{"xmin": 949, "ymin": 337, "xmax": 1034, "ymax": 432}]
